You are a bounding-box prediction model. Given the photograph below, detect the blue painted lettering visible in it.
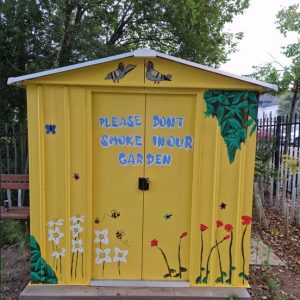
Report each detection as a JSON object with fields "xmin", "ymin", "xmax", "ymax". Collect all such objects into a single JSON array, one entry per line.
[{"xmin": 152, "ymin": 115, "xmax": 185, "ymax": 129}]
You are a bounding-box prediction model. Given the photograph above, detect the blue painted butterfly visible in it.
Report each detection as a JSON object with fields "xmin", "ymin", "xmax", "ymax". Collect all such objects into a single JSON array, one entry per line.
[{"xmin": 45, "ymin": 124, "xmax": 56, "ymax": 134}]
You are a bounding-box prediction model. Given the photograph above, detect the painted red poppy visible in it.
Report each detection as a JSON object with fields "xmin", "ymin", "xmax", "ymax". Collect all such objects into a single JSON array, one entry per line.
[
  {"xmin": 216, "ymin": 220, "xmax": 223, "ymax": 228},
  {"xmin": 241, "ymin": 215, "xmax": 252, "ymax": 225},
  {"xmin": 199, "ymin": 224, "xmax": 208, "ymax": 231},
  {"xmin": 224, "ymin": 224, "xmax": 233, "ymax": 232},
  {"xmin": 151, "ymin": 239, "xmax": 158, "ymax": 247},
  {"xmin": 224, "ymin": 234, "xmax": 230, "ymax": 240},
  {"xmin": 180, "ymin": 232, "xmax": 188, "ymax": 238}
]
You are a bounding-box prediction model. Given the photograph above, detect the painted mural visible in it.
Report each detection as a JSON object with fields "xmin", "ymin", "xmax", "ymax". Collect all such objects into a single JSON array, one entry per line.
[
  {"xmin": 145, "ymin": 61, "xmax": 172, "ymax": 83},
  {"xmin": 105, "ymin": 62, "xmax": 136, "ymax": 83},
  {"xmin": 204, "ymin": 90, "xmax": 259, "ymax": 163}
]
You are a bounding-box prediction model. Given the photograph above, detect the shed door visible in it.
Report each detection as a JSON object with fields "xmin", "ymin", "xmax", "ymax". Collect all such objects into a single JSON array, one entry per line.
[{"xmin": 92, "ymin": 92, "xmax": 195, "ymax": 281}]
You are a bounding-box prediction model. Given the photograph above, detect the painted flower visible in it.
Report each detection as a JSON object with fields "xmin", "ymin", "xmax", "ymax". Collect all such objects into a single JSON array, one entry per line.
[
  {"xmin": 224, "ymin": 234, "xmax": 230, "ymax": 240},
  {"xmin": 70, "ymin": 223, "xmax": 84, "ymax": 238},
  {"xmin": 200, "ymin": 224, "xmax": 208, "ymax": 231},
  {"xmin": 224, "ymin": 224, "xmax": 233, "ymax": 232},
  {"xmin": 47, "ymin": 218, "xmax": 64, "ymax": 228},
  {"xmin": 70, "ymin": 214, "xmax": 84, "ymax": 224},
  {"xmin": 48, "ymin": 227, "xmax": 64, "ymax": 245},
  {"xmin": 94, "ymin": 229, "xmax": 109, "ymax": 245},
  {"xmin": 52, "ymin": 248, "xmax": 66, "ymax": 258},
  {"xmin": 113, "ymin": 247, "xmax": 128, "ymax": 263},
  {"xmin": 216, "ymin": 220, "xmax": 223, "ymax": 227},
  {"xmin": 180, "ymin": 232, "xmax": 188, "ymax": 238},
  {"xmin": 72, "ymin": 239, "xmax": 84, "ymax": 253},
  {"xmin": 95, "ymin": 248, "xmax": 112, "ymax": 264},
  {"xmin": 151, "ymin": 239, "xmax": 158, "ymax": 247},
  {"xmin": 241, "ymin": 215, "xmax": 252, "ymax": 225}
]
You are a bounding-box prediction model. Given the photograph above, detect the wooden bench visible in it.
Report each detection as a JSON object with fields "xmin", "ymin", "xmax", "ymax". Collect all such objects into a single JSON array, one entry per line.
[
  {"xmin": 0, "ymin": 174, "xmax": 29, "ymax": 207},
  {"xmin": 0, "ymin": 174, "xmax": 30, "ymax": 229}
]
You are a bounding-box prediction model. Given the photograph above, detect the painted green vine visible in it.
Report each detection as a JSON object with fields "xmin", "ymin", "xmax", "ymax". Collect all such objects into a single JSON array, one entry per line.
[
  {"xmin": 30, "ymin": 235, "xmax": 58, "ymax": 284},
  {"xmin": 204, "ymin": 90, "xmax": 259, "ymax": 164}
]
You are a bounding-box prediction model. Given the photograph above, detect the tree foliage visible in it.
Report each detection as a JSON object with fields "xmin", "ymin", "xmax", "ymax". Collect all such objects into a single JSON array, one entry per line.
[{"xmin": 0, "ymin": 0, "xmax": 250, "ymax": 123}]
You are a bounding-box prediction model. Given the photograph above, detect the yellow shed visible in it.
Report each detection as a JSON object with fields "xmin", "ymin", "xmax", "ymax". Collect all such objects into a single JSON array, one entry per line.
[{"xmin": 8, "ymin": 48, "xmax": 277, "ymax": 288}]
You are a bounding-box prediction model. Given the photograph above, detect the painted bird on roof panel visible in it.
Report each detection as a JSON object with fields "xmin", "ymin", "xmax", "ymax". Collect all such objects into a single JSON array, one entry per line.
[
  {"xmin": 105, "ymin": 62, "xmax": 136, "ymax": 83},
  {"xmin": 145, "ymin": 61, "xmax": 172, "ymax": 83}
]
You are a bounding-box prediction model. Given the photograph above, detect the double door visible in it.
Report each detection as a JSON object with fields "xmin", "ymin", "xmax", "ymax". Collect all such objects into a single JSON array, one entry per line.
[{"xmin": 92, "ymin": 91, "xmax": 195, "ymax": 280}]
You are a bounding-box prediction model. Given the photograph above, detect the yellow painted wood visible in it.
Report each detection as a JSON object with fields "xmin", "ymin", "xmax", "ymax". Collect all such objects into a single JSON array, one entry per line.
[
  {"xmin": 23, "ymin": 56, "xmax": 259, "ymax": 288},
  {"xmin": 142, "ymin": 93, "xmax": 195, "ymax": 280},
  {"xmin": 91, "ymin": 92, "xmax": 145, "ymax": 280}
]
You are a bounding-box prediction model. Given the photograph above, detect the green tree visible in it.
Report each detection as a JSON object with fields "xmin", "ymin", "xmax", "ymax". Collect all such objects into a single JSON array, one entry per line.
[{"xmin": 1, "ymin": 0, "xmax": 250, "ymax": 123}]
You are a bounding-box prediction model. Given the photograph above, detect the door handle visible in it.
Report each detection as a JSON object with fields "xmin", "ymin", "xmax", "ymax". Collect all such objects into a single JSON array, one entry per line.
[{"xmin": 139, "ymin": 177, "xmax": 150, "ymax": 191}]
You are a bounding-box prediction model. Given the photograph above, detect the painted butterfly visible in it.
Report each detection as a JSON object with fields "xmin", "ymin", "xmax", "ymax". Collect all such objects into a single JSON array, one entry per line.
[
  {"xmin": 45, "ymin": 124, "xmax": 56, "ymax": 134},
  {"xmin": 163, "ymin": 213, "xmax": 173, "ymax": 220}
]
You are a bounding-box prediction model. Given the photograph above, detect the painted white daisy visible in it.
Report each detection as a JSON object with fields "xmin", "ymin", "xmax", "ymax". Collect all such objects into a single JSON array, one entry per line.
[
  {"xmin": 72, "ymin": 239, "xmax": 84, "ymax": 253},
  {"xmin": 52, "ymin": 248, "xmax": 66, "ymax": 259},
  {"xmin": 94, "ymin": 229, "xmax": 109, "ymax": 245},
  {"xmin": 70, "ymin": 223, "xmax": 84, "ymax": 238},
  {"xmin": 48, "ymin": 227, "xmax": 64, "ymax": 245},
  {"xmin": 113, "ymin": 247, "xmax": 128, "ymax": 263},
  {"xmin": 70, "ymin": 214, "xmax": 85, "ymax": 224},
  {"xmin": 47, "ymin": 218, "xmax": 64, "ymax": 228},
  {"xmin": 95, "ymin": 248, "xmax": 111, "ymax": 264}
]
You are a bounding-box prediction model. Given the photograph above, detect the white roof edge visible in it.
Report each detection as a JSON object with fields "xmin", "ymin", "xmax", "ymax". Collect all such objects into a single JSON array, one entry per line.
[{"xmin": 7, "ymin": 48, "xmax": 278, "ymax": 92}]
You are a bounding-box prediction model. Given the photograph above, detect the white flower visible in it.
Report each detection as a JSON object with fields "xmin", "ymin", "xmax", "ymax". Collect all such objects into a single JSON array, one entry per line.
[
  {"xmin": 47, "ymin": 219, "xmax": 64, "ymax": 228},
  {"xmin": 70, "ymin": 215, "xmax": 85, "ymax": 224},
  {"xmin": 52, "ymin": 248, "xmax": 66, "ymax": 259},
  {"xmin": 48, "ymin": 227, "xmax": 64, "ymax": 245},
  {"xmin": 72, "ymin": 239, "xmax": 84, "ymax": 253},
  {"xmin": 95, "ymin": 248, "xmax": 111, "ymax": 264},
  {"xmin": 94, "ymin": 229, "xmax": 109, "ymax": 245},
  {"xmin": 113, "ymin": 247, "xmax": 128, "ymax": 263},
  {"xmin": 70, "ymin": 223, "xmax": 84, "ymax": 238}
]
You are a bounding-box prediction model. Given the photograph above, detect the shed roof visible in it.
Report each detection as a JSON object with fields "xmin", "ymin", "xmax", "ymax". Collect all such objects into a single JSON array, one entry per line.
[{"xmin": 7, "ymin": 48, "xmax": 277, "ymax": 92}]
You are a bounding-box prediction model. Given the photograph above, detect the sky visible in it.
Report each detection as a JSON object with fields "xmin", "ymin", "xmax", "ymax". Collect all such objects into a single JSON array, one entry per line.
[{"xmin": 221, "ymin": 0, "xmax": 298, "ymax": 76}]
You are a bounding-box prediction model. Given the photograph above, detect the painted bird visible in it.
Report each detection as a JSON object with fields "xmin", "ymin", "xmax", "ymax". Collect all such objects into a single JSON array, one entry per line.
[
  {"xmin": 105, "ymin": 62, "xmax": 136, "ymax": 83},
  {"xmin": 145, "ymin": 61, "xmax": 172, "ymax": 83}
]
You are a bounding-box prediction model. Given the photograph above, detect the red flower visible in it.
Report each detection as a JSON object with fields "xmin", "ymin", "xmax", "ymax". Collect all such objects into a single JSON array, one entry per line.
[
  {"xmin": 151, "ymin": 239, "xmax": 158, "ymax": 247},
  {"xmin": 200, "ymin": 224, "xmax": 208, "ymax": 231},
  {"xmin": 224, "ymin": 224, "xmax": 233, "ymax": 232},
  {"xmin": 224, "ymin": 234, "xmax": 230, "ymax": 240},
  {"xmin": 241, "ymin": 215, "xmax": 252, "ymax": 225},
  {"xmin": 180, "ymin": 232, "xmax": 188, "ymax": 238},
  {"xmin": 216, "ymin": 220, "xmax": 223, "ymax": 228}
]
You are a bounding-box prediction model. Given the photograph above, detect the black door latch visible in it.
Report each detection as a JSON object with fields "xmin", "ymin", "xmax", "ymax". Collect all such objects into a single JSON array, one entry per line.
[{"xmin": 139, "ymin": 177, "xmax": 150, "ymax": 191}]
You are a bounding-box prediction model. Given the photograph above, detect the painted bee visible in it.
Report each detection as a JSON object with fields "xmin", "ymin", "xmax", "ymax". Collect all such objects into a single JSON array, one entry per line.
[
  {"xmin": 94, "ymin": 217, "xmax": 101, "ymax": 224},
  {"xmin": 111, "ymin": 209, "xmax": 120, "ymax": 218},
  {"xmin": 116, "ymin": 230, "xmax": 124, "ymax": 239},
  {"xmin": 163, "ymin": 213, "xmax": 173, "ymax": 220}
]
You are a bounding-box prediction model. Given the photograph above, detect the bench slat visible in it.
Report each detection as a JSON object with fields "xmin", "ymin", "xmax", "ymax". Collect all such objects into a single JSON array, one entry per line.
[
  {"xmin": 1, "ymin": 182, "xmax": 29, "ymax": 190},
  {"xmin": 1, "ymin": 174, "xmax": 29, "ymax": 182}
]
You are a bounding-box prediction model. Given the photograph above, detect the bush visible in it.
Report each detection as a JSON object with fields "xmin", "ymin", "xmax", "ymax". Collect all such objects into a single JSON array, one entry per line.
[{"xmin": 0, "ymin": 220, "xmax": 27, "ymax": 247}]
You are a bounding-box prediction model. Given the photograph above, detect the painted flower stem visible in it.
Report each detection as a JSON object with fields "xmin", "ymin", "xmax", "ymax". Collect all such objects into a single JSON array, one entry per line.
[
  {"xmin": 102, "ymin": 262, "xmax": 105, "ymax": 277},
  {"xmin": 241, "ymin": 225, "xmax": 248, "ymax": 284},
  {"xmin": 205, "ymin": 238, "xmax": 226, "ymax": 283},
  {"xmin": 118, "ymin": 261, "xmax": 121, "ymax": 276},
  {"xmin": 158, "ymin": 246, "xmax": 172, "ymax": 277},
  {"xmin": 75, "ymin": 251, "xmax": 79, "ymax": 278},
  {"xmin": 178, "ymin": 238, "xmax": 182, "ymax": 278},
  {"xmin": 199, "ymin": 231, "xmax": 204, "ymax": 280},
  {"xmin": 71, "ymin": 252, "xmax": 75, "ymax": 277},
  {"xmin": 215, "ymin": 230, "xmax": 224, "ymax": 283},
  {"xmin": 229, "ymin": 231, "xmax": 233, "ymax": 283},
  {"xmin": 82, "ymin": 254, "xmax": 84, "ymax": 277}
]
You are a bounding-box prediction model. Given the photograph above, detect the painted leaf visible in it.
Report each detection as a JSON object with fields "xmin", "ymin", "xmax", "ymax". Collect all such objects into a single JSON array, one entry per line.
[
  {"xmin": 31, "ymin": 272, "xmax": 41, "ymax": 283},
  {"xmin": 227, "ymin": 118, "xmax": 241, "ymax": 130},
  {"xmin": 196, "ymin": 276, "xmax": 201, "ymax": 284},
  {"xmin": 164, "ymin": 274, "xmax": 171, "ymax": 278},
  {"xmin": 169, "ymin": 269, "xmax": 176, "ymax": 273},
  {"xmin": 231, "ymin": 266, "xmax": 236, "ymax": 271},
  {"xmin": 243, "ymin": 274, "xmax": 249, "ymax": 281},
  {"xmin": 201, "ymin": 267, "xmax": 205, "ymax": 271},
  {"xmin": 225, "ymin": 278, "xmax": 231, "ymax": 284},
  {"xmin": 215, "ymin": 277, "xmax": 223, "ymax": 283},
  {"xmin": 222, "ymin": 271, "xmax": 228, "ymax": 277},
  {"xmin": 31, "ymin": 250, "xmax": 40, "ymax": 262},
  {"xmin": 202, "ymin": 277, "xmax": 208, "ymax": 284},
  {"xmin": 30, "ymin": 235, "xmax": 40, "ymax": 252},
  {"xmin": 174, "ymin": 273, "xmax": 180, "ymax": 277},
  {"xmin": 180, "ymin": 267, "xmax": 188, "ymax": 272},
  {"xmin": 44, "ymin": 277, "xmax": 58, "ymax": 284},
  {"xmin": 238, "ymin": 272, "xmax": 244, "ymax": 277},
  {"xmin": 250, "ymin": 123, "xmax": 257, "ymax": 136},
  {"xmin": 217, "ymin": 105, "xmax": 225, "ymax": 123}
]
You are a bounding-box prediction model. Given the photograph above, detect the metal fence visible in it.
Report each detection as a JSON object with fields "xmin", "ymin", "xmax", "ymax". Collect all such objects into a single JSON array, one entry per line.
[
  {"xmin": 257, "ymin": 114, "xmax": 300, "ymax": 225},
  {"xmin": 0, "ymin": 122, "xmax": 29, "ymax": 206}
]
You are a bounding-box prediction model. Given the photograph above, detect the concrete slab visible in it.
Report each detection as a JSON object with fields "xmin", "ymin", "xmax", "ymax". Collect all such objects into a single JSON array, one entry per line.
[
  {"xmin": 173, "ymin": 287, "xmax": 250, "ymax": 299},
  {"xmin": 19, "ymin": 285, "xmax": 100, "ymax": 299},
  {"xmin": 19, "ymin": 285, "xmax": 251, "ymax": 299},
  {"xmin": 250, "ymin": 238, "xmax": 285, "ymax": 266}
]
